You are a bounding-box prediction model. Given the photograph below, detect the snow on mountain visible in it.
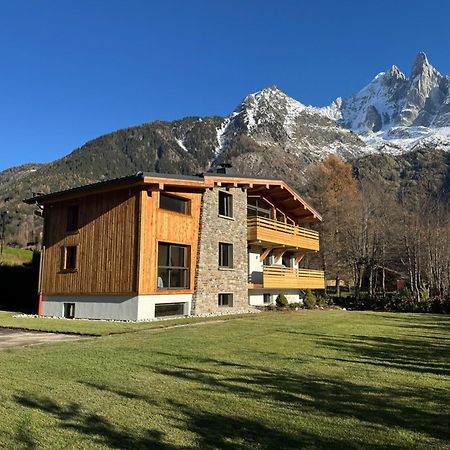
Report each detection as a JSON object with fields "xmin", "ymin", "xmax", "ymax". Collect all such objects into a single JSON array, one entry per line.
[
  {"xmin": 219, "ymin": 52, "xmax": 450, "ymax": 159},
  {"xmin": 330, "ymin": 52, "xmax": 450, "ymax": 153}
]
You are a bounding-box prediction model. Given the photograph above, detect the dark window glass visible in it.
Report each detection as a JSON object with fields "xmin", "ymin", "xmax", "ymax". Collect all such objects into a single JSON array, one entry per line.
[
  {"xmin": 63, "ymin": 303, "xmax": 75, "ymax": 318},
  {"xmin": 218, "ymin": 293, "xmax": 233, "ymax": 307},
  {"xmin": 67, "ymin": 205, "xmax": 79, "ymax": 231},
  {"xmin": 247, "ymin": 198, "xmax": 271, "ymax": 218},
  {"xmin": 157, "ymin": 243, "xmax": 190, "ymax": 289},
  {"xmin": 64, "ymin": 246, "xmax": 77, "ymax": 270},
  {"xmin": 155, "ymin": 303, "xmax": 185, "ymax": 318},
  {"xmin": 218, "ymin": 191, "xmax": 233, "ymax": 218},
  {"xmin": 219, "ymin": 243, "xmax": 233, "ymax": 268},
  {"xmin": 263, "ymin": 293, "xmax": 271, "ymax": 304},
  {"xmin": 160, "ymin": 193, "xmax": 191, "ymax": 215}
]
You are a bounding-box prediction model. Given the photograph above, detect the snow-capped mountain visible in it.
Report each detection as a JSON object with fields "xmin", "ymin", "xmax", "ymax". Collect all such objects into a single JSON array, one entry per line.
[
  {"xmin": 214, "ymin": 52, "xmax": 450, "ymax": 160},
  {"xmin": 325, "ymin": 52, "xmax": 450, "ymax": 153},
  {"xmin": 216, "ymin": 85, "xmax": 367, "ymax": 166}
]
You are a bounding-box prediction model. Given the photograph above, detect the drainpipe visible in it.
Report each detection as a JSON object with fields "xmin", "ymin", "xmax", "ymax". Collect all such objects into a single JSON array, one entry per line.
[{"xmin": 38, "ymin": 246, "xmax": 46, "ymax": 317}]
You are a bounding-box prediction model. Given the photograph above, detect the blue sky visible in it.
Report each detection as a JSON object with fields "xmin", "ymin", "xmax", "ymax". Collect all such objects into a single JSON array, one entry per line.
[{"xmin": 1, "ymin": 0, "xmax": 449, "ymax": 171}]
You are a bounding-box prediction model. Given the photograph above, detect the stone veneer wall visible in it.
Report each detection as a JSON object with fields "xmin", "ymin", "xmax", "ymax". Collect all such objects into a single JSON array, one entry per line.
[{"xmin": 192, "ymin": 187, "xmax": 249, "ymax": 314}]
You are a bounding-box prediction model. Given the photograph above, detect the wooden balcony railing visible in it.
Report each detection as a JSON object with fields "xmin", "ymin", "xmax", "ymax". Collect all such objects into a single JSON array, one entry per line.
[
  {"xmin": 247, "ymin": 216, "xmax": 319, "ymax": 251},
  {"xmin": 263, "ymin": 266, "xmax": 325, "ymax": 289}
]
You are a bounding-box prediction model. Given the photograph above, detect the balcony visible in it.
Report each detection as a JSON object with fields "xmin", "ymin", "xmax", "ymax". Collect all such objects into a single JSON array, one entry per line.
[
  {"xmin": 262, "ymin": 266, "xmax": 325, "ymax": 289},
  {"xmin": 247, "ymin": 217, "xmax": 319, "ymax": 251}
]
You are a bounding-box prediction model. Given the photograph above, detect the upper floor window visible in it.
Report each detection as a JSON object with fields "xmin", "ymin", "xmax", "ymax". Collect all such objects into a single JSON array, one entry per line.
[
  {"xmin": 157, "ymin": 243, "xmax": 190, "ymax": 289},
  {"xmin": 218, "ymin": 191, "xmax": 233, "ymax": 218},
  {"xmin": 67, "ymin": 205, "xmax": 79, "ymax": 232},
  {"xmin": 219, "ymin": 243, "xmax": 233, "ymax": 268},
  {"xmin": 160, "ymin": 193, "xmax": 191, "ymax": 215}
]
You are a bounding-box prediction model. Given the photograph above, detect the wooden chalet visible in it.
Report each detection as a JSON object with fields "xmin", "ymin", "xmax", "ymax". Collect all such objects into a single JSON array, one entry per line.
[{"xmin": 25, "ymin": 170, "xmax": 324, "ymax": 320}]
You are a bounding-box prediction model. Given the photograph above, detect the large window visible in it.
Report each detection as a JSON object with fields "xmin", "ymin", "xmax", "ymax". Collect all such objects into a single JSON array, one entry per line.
[
  {"xmin": 63, "ymin": 246, "xmax": 77, "ymax": 271},
  {"xmin": 218, "ymin": 191, "xmax": 233, "ymax": 218},
  {"xmin": 157, "ymin": 243, "xmax": 190, "ymax": 289},
  {"xmin": 66, "ymin": 205, "xmax": 79, "ymax": 232},
  {"xmin": 219, "ymin": 242, "xmax": 233, "ymax": 268},
  {"xmin": 159, "ymin": 193, "xmax": 191, "ymax": 215},
  {"xmin": 218, "ymin": 293, "xmax": 233, "ymax": 307}
]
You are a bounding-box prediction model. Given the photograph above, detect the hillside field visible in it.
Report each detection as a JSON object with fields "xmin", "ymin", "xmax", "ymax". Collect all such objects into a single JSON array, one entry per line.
[{"xmin": 0, "ymin": 310, "xmax": 448, "ymax": 449}]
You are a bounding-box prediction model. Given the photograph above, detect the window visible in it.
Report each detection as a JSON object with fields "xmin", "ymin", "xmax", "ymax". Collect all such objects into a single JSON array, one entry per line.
[
  {"xmin": 218, "ymin": 191, "xmax": 233, "ymax": 218},
  {"xmin": 219, "ymin": 243, "xmax": 233, "ymax": 268},
  {"xmin": 67, "ymin": 205, "xmax": 79, "ymax": 232},
  {"xmin": 263, "ymin": 293, "xmax": 271, "ymax": 304},
  {"xmin": 157, "ymin": 243, "xmax": 190, "ymax": 289},
  {"xmin": 159, "ymin": 193, "xmax": 191, "ymax": 215},
  {"xmin": 218, "ymin": 293, "xmax": 233, "ymax": 307},
  {"xmin": 63, "ymin": 246, "xmax": 77, "ymax": 270},
  {"xmin": 63, "ymin": 303, "xmax": 75, "ymax": 319},
  {"xmin": 247, "ymin": 197, "xmax": 271, "ymax": 218},
  {"xmin": 155, "ymin": 303, "xmax": 185, "ymax": 318}
]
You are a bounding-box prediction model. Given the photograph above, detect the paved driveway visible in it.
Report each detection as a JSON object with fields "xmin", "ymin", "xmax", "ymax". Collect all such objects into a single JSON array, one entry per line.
[{"xmin": 0, "ymin": 328, "xmax": 82, "ymax": 350}]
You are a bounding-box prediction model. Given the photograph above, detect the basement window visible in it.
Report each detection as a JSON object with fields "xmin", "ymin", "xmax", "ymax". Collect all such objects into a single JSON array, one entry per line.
[
  {"xmin": 218, "ymin": 191, "xmax": 233, "ymax": 218},
  {"xmin": 219, "ymin": 243, "xmax": 233, "ymax": 268},
  {"xmin": 218, "ymin": 293, "xmax": 233, "ymax": 307},
  {"xmin": 155, "ymin": 303, "xmax": 185, "ymax": 318},
  {"xmin": 63, "ymin": 303, "xmax": 75, "ymax": 319},
  {"xmin": 66, "ymin": 205, "xmax": 79, "ymax": 232},
  {"xmin": 263, "ymin": 293, "xmax": 271, "ymax": 304},
  {"xmin": 159, "ymin": 193, "xmax": 191, "ymax": 215}
]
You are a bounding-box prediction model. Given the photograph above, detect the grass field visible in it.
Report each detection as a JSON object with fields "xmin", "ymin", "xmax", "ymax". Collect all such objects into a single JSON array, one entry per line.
[
  {"xmin": 0, "ymin": 246, "xmax": 34, "ymax": 265},
  {"xmin": 0, "ymin": 310, "xmax": 449, "ymax": 449}
]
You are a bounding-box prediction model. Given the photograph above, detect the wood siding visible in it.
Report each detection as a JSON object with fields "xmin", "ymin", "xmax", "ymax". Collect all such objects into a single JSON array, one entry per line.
[
  {"xmin": 263, "ymin": 266, "xmax": 325, "ymax": 289},
  {"xmin": 137, "ymin": 190, "xmax": 202, "ymax": 295},
  {"xmin": 43, "ymin": 189, "xmax": 139, "ymax": 295}
]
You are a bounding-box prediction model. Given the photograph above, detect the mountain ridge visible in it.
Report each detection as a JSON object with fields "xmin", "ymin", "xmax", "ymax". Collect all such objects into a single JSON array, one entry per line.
[{"xmin": 1, "ymin": 51, "xmax": 449, "ymax": 246}]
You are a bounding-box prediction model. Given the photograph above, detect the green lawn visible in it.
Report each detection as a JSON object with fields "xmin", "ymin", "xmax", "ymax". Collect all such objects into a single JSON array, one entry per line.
[
  {"xmin": 0, "ymin": 310, "xmax": 449, "ymax": 449},
  {"xmin": 0, "ymin": 246, "xmax": 34, "ymax": 265},
  {"xmin": 0, "ymin": 310, "xmax": 254, "ymax": 335}
]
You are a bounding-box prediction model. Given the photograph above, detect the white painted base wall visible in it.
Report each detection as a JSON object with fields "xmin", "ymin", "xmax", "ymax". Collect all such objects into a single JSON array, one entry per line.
[
  {"xmin": 42, "ymin": 294, "xmax": 192, "ymax": 321},
  {"xmin": 248, "ymin": 289, "xmax": 303, "ymax": 306}
]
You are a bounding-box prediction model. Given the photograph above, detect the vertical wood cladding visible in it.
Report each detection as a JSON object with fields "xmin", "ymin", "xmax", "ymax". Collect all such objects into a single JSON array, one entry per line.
[
  {"xmin": 137, "ymin": 190, "xmax": 202, "ymax": 294},
  {"xmin": 43, "ymin": 189, "xmax": 138, "ymax": 295}
]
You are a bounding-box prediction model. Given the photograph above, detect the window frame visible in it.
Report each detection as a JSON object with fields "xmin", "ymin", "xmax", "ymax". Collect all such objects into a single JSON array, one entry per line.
[
  {"xmin": 157, "ymin": 242, "xmax": 190, "ymax": 290},
  {"xmin": 218, "ymin": 242, "xmax": 234, "ymax": 269},
  {"xmin": 218, "ymin": 191, "xmax": 233, "ymax": 218},
  {"xmin": 62, "ymin": 245, "xmax": 78, "ymax": 272},
  {"xmin": 159, "ymin": 193, "xmax": 191, "ymax": 215},
  {"xmin": 218, "ymin": 293, "xmax": 233, "ymax": 307}
]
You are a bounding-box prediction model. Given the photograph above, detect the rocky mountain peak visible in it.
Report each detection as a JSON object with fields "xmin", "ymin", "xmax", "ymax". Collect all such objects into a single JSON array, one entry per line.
[
  {"xmin": 411, "ymin": 52, "xmax": 432, "ymax": 78},
  {"xmin": 387, "ymin": 65, "xmax": 405, "ymax": 80}
]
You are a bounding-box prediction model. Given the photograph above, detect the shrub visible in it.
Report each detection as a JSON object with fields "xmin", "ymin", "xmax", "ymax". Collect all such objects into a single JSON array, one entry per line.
[
  {"xmin": 276, "ymin": 294, "xmax": 289, "ymax": 307},
  {"xmin": 289, "ymin": 302, "xmax": 301, "ymax": 309},
  {"xmin": 303, "ymin": 289, "xmax": 317, "ymax": 309},
  {"xmin": 317, "ymin": 295, "xmax": 333, "ymax": 307}
]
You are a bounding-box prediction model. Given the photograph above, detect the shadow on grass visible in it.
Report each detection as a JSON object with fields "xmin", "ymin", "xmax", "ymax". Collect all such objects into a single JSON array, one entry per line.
[
  {"xmin": 146, "ymin": 358, "xmax": 449, "ymax": 444},
  {"xmin": 13, "ymin": 391, "xmax": 396, "ymax": 450}
]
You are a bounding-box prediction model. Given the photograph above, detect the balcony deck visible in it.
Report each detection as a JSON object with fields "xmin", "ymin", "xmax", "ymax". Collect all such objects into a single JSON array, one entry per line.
[
  {"xmin": 262, "ymin": 266, "xmax": 325, "ymax": 290},
  {"xmin": 247, "ymin": 217, "xmax": 319, "ymax": 251}
]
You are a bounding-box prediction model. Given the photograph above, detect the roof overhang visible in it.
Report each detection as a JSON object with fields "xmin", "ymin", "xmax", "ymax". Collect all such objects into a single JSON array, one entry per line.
[{"xmin": 24, "ymin": 172, "xmax": 321, "ymax": 223}]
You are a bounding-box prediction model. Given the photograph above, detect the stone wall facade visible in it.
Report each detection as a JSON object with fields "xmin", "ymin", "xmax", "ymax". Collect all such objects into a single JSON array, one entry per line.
[{"xmin": 192, "ymin": 187, "xmax": 249, "ymax": 314}]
